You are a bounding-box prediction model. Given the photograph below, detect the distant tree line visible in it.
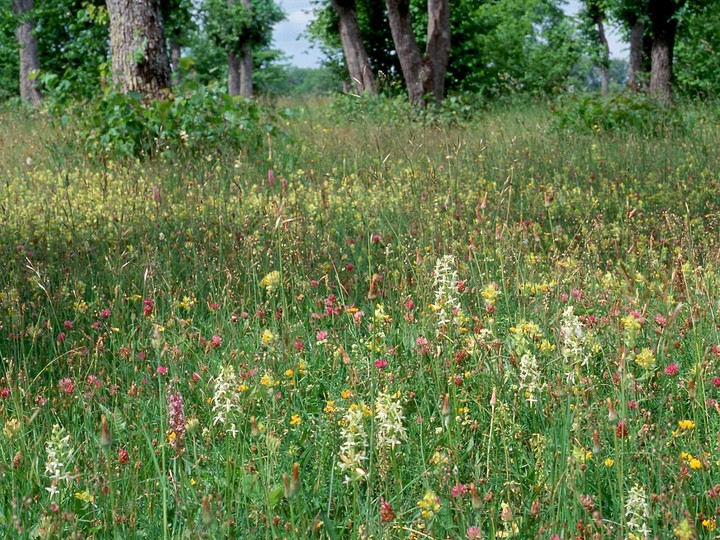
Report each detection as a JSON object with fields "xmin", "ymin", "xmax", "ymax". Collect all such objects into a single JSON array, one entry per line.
[{"xmin": 0, "ymin": 0, "xmax": 718, "ymax": 105}]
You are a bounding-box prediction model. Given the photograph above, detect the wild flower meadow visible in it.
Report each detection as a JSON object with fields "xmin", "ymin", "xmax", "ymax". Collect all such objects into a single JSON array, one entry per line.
[{"xmin": 1, "ymin": 100, "xmax": 720, "ymax": 538}]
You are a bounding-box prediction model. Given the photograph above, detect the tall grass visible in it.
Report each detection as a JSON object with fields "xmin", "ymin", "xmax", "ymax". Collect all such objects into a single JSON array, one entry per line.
[{"xmin": 1, "ymin": 97, "xmax": 719, "ymax": 538}]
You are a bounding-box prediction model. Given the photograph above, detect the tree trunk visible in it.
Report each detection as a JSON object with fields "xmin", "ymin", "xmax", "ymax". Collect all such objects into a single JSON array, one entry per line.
[
  {"xmin": 385, "ymin": 0, "xmax": 425, "ymax": 106},
  {"xmin": 594, "ymin": 12, "xmax": 610, "ymax": 96},
  {"xmin": 106, "ymin": 0, "xmax": 170, "ymax": 97},
  {"xmin": 12, "ymin": 0, "xmax": 42, "ymax": 103},
  {"xmin": 648, "ymin": 0, "xmax": 678, "ymax": 102},
  {"xmin": 238, "ymin": 40, "xmax": 253, "ymax": 98},
  {"xmin": 227, "ymin": 0, "xmax": 253, "ymax": 98},
  {"xmin": 627, "ymin": 20, "xmax": 644, "ymax": 90},
  {"xmin": 425, "ymin": 0, "xmax": 450, "ymax": 104},
  {"xmin": 331, "ymin": 0, "xmax": 376, "ymax": 94},
  {"xmin": 170, "ymin": 40, "xmax": 182, "ymax": 85}
]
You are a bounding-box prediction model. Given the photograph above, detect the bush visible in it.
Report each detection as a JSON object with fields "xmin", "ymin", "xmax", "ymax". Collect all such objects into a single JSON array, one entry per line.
[
  {"xmin": 549, "ymin": 92, "xmax": 683, "ymax": 135},
  {"xmin": 49, "ymin": 81, "xmax": 276, "ymax": 158}
]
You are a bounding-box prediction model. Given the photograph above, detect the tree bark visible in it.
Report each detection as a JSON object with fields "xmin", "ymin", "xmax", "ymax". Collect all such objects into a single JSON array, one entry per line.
[
  {"xmin": 593, "ymin": 12, "xmax": 610, "ymax": 96},
  {"xmin": 12, "ymin": 0, "xmax": 42, "ymax": 103},
  {"xmin": 331, "ymin": 0, "xmax": 376, "ymax": 94},
  {"xmin": 386, "ymin": 0, "xmax": 426, "ymax": 106},
  {"xmin": 425, "ymin": 0, "xmax": 450, "ymax": 104},
  {"xmin": 170, "ymin": 40, "xmax": 182, "ymax": 85},
  {"xmin": 648, "ymin": 0, "xmax": 678, "ymax": 102},
  {"xmin": 106, "ymin": 0, "xmax": 171, "ymax": 97},
  {"xmin": 227, "ymin": 0, "xmax": 253, "ymax": 98},
  {"xmin": 627, "ymin": 20, "xmax": 644, "ymax": 90},
  {"xmin": 228, "ymin": 49, "xmax": 241, "ymax": 96}
]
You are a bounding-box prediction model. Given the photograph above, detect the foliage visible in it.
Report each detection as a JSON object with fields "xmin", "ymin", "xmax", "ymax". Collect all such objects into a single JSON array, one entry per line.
[
  {"xmin": 204, "ymin": 0, "xmax": 285, "ymax": 54},
  {"xmin": 33, "ymin": 0, "xmax": 109, "ymax": 98},
  {"xmin": 674, "ymin": 0, "xmax": 720, "ymax": 97},
  {"xmin": 2, "ymin": 98, "xmax": 720, "ymax": 538},
  {"xmin": 52, "ymin": 82, "xmax": 274, "ymax": 158},
  {"xmin": 465, "ymin": 0, "xmax": 581, "ymax": 97},
  {"xmin": 549, "ymin": 91, "xmax": 684, "ymax": 134}
]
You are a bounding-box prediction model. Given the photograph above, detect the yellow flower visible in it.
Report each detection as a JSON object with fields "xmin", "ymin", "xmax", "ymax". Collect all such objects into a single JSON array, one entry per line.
[
  {"xmin": 261, "ymin": 329, "xmax": 275, "ymax": 345},
  {"xmin": 677, "ymin": 420, "xmax": 695, "ymax": 430},
  {"xmin": 689, "ymin": 458, "xmax": 702, "ymax": 470},
  {"xmin": 341, "ymin": 389, "xmax": 353, "ymax": 399},
  {"xmin": 290, "ymin": 414, "xmax": 302, "ymax": 426},
  {"xmin": 481, "ymin": 283, "xmax": 498, "ymax": 305},
  {"xmin": 261, "ymin": 271, "xmax": 281, "ymax": 293},
  {"xmin": 635, "ymin": 348, "xmax": 655, "ymax": 370},
  {"xmin": 323, "ymin": 401, "xmax": 338, "ymax": 414},
  {"xmin": 604, "ymin": 458, "xmax": 614, "ymax": 468},
  {"xmin": 417, "ymin": 490, "xmax": 440, "ymax": 519},
  {"xmin": 674, "ymin": 519, "xmax": 693, "ymax": 540},
  {"xmin": 260, "ymin": 373, "xmax": 276, "ymax": 387},
  {"xmin": 75, "ymin": 489, "xmax": 95, "ymax": 503},
  {"xmin": 620, "ymin": 315, "xmax": 641, "ymax": 332},
  {"xmin": 3, "ymin": 418, "xmax": 21, "ymax": 440},
  {"xmin": 703, "ymin": 518, "xmax": 717, "ymax": 531},
  {"xmin": 284, "ymin": 369, "xmax": 294, "ymax": 377}
]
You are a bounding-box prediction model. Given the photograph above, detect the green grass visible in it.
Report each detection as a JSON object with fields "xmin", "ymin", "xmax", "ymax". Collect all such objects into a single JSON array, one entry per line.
[{"xmin": 1, "ymin": 97, "xmax": 720, "ymax": 538}]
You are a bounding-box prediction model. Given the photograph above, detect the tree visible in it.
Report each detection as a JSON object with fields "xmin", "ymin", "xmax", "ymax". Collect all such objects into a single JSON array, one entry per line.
[
  {"xmin": 607, "ymin": 0, "xmax": 650, "ymax": 90},
  {"xmin": 647, "ymin": 0, "xmax": 682, "ymax": 101},
  {"xmin": 385, "ymin": 0, "xmax": 450, "ymax": 106},
  {"xmin": 580, "ymin": 0, "xmax": 611, "ymax": 96},
  {"xmin": 161, "ymin": 0, "xmax": 196, "ymax": 85},
  {"xmin": 205, "ymin": 0, "xmax": 284, "ymax": 98},
  {"xmin": 106, "ymin": 0, "xmax": 171, "ymax": 96},
  {"xmin": 331, "ymin": 0, "xmax": 375, "ymax": 94},
  {"xmin": 12, "ymin": 0, "xmax": 42, "ymax": 102}
]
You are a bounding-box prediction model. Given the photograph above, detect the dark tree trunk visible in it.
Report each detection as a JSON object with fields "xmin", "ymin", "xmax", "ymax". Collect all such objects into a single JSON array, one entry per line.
[
  {"xmin": 386, "ymin": 0, "xmax": 425, "ymax": 106},
  {"xmin": 228, "ymin": 50, "xmax": 241, "ymax": 96},
  {"xmin": 106, "ymin": 0, "xmax": 170, "ymax": 97},
  {"xmin": 12, "ymin": 0, "xmax": 42, "ymax": 103},
  {"xmin": 425, "ymin": 0, "xmax": 450, "ymax": 104},
  {"xmin": 331, "ymin": 0, "xmax": 376, "ymax": 94},
  {"xmin": 593, "ymin": 12, "xmax": 610, "ymax": 96},
  {"xmin": 227, "ymin": 0, "xmax": 253, "ymax": 98},
  {"xmin": 170, "ymin": 40, "xmax": 182, "ymax": 85},
  {"xmin": 648, "ymin": 0, "xmax": 679, "ymax": 102},
  {"xmin": 386, "ymin": 0, "xmax": 450, "ymax": 106},
  {"xmin": 627, "ymin": 20, "xmax": 644, "ymax": 90}
]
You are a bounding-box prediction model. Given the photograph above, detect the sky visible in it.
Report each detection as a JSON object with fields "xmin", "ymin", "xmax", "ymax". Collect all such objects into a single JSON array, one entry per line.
[{"xmin": 272, "ymin": 0, "xmax": 627, "ymax": 69}]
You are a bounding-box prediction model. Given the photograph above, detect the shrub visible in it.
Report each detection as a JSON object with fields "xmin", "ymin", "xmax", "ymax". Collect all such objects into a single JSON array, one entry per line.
[
  {"xmin": 48, "ymin": 81, "xmax": 276, "ymax": 158},
  {"xmin": 549, "ymin": 92, "xmax": 683, "ymax": 135}
]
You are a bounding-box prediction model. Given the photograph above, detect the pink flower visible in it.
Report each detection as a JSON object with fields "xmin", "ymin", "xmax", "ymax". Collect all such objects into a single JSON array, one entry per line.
[
  {"xmin": 571, "ymin": 289, "xmax": 583, "ymax": 300},
  {"xmin": 143, "ymin": 299, "xmax": 154, "ymax": 316},
  {"xmin": 560, "ymin": 293, "xmax": 569, "ymax": 303},
  {"xmin": 371, "ymin": 234, "xmax": 380, "ymax": 244},
  {"xmin": 374, "ymin": 358, "xmax": 388, "ymax": 370},
  {"xmin": 210, "ymin": 335, "xmax": 222, "ymax": 348},
  {"xmin": 156, "ymin": 366, "xmax": 168, "ymax": 376},
  {"xmin": 192, "ymin": 372, "xmax": 201, "ymax": 382},
  {"xmin": 167, "ymin": 391, "xmax": 186, "ymax": 453},
  {"xmin": 404, "ymin": 299, "xmax": 415, "ymax": 310},
  {"xmin": 56, "ymin": 332, "xmax": 66, "ymax": 343},
  {"xmin": 467, "ymin": 526, "xmax": 482, "ymax": 540},
  {"xmin": 316, "ymin": 330, "xmax": 328, "ymax": 343},
  {"xmin": 118, "ymin": 448, "xmax": 129, "ymax": 464},
  {"xmin": 101, "ymin": 308, "xmax": 111, "ymax": 319},
  {"xmin": 63, "ymin": 320, "xmax": 73, "ymax": 330},
  {"xmin": 294, "ymin": 339, "xmax": 305, "ymax": 352},
  {"xmin": 59, "ymin": 378, "xmax": 75, "ymax": 394},
  {"xmin": 654, "ymin": 314, "xmax": 667, "ymax": 326},
  {"xmin": 664, "ymin": 363, "xmax": 679, "ymax": 376},
  {"xmin": 713, "ymin": 377, "xmax": 720, "ymax": 388},
  {"xmin": 346, "ymin": 263, "xmax": 354, "ymax": 272},
  {"xmin": 0, "ymin": 387, "xmax": 10, "ymax": 399}
]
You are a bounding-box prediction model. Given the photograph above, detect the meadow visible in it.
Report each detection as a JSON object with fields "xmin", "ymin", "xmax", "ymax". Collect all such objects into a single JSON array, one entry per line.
[{"xmin": 1, "ymin": 96, "xmax": 720, "ymax": 538}]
